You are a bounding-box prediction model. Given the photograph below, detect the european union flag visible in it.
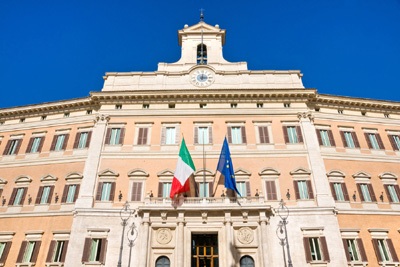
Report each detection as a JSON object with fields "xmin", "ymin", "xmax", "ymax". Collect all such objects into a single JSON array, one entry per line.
[{"xmin": 217, "ymin": 137, "xmax": 241, "ymax": 197}]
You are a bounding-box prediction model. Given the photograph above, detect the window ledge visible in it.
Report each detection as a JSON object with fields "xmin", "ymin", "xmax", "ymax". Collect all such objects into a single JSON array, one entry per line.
[
  {"xmin": 377, "ymin": 262, "xmax": 399, "ymax": 266},
  {"xmin": 83, "ymin": 262, "xmax": 103, "ymax": 266},
  {"xmin": 15, "ymin": 263, "xmax": 36, "ymax": 267},
  {"xmin": 309, "ymin": 261, "xmax": 328, "ymax": 266},
  {"xmin": 45, "ymin": 263, "xmax": 64, "ymax": 267},
  {"xmin": 348, "ymin": 261, "xmax": 368, "ymax": 267}
]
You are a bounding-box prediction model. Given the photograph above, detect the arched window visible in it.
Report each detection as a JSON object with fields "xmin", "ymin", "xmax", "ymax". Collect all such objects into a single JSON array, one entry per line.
[
  {"xmin": 156, "ymin": 256, "xmax": 170, "ymax": 267},
  {"xmin": 240, "ymin": 255, "xmax": 254, "ymax": 267},
  {"xmin": 197, "ymin": 44, "xmax": 207, "ymax": 64}
]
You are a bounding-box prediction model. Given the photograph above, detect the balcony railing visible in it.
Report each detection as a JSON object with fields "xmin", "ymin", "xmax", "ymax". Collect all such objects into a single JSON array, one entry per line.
[{"xmin": 144, "ymin": 196, "xmax": 265, "ymax": 206}]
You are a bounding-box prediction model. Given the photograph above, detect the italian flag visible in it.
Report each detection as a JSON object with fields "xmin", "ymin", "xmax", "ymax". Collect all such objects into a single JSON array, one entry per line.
[{"xmin": 170, "ymin": 138, "xmax": 196, "ymax": 198}]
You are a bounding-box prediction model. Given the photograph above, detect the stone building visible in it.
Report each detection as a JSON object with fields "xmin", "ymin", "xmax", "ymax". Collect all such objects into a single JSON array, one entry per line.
[{"xmin": 0, "ymin": 20, "xmax": 400, "ymax": 267}]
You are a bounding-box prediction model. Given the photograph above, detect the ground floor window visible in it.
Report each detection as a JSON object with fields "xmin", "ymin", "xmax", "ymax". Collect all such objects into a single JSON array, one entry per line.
[
  {"xmin": 240, "ymin": 256, "xmax": 255, "ymax": 267},
  {"xmin": 192, "ymin": 234, "xmax": 218, "ymax": 267},
  {"xmin": 156, "ymin": 256, "xmax": 170, "ymax": 267}
]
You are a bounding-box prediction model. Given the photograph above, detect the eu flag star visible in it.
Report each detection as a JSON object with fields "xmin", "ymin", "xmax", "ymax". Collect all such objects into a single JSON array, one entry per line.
[{"xmin": 226, "ymin": 165, "xmax": 229, "ymax": 168}]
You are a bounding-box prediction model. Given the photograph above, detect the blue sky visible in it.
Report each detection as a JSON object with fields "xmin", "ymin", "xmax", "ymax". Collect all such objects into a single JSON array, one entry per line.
[{"xmin": 0, "ymin": 0, "xmax": 399, "ymax": 108}]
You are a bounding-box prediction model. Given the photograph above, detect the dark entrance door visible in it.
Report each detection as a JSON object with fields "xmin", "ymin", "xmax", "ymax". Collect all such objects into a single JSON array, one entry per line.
[{"xmin": 191, "ymin": 234, "xmax": 219, "ymax": 267}]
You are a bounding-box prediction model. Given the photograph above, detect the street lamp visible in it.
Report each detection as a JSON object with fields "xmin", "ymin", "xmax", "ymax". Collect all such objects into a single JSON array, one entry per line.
[
  {"xmin": 118, "ymin": 201, "xmax": 133, "ymax": 267},
  {"xmin": 276, "ymin": 221, "xmax": 287, "ymax": 267},
  {"xmin": 276, "ymin": 199, "xmax": 293, "ymax": 267},
  {"xmin": 127, "ymin": 221, "xmax": 138, "ymax": 267}
]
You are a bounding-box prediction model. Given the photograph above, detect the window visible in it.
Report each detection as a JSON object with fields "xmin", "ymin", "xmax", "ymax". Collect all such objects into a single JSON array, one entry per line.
[
  {"xmin": 87, "ymin": 110, "xmax": 92, "ymax": 114},
  {"xmin": 342, "ymin": 238, "xmax": 367, "ymax": 263},
  {"xmin": 79, "ymin": 132, "xmax": 89, "ymax": 148},
  {"xmin": 16, "ymin": 241, "xmax": 41, "ymax": 264},
  {"xmin": 228, "ymin": 126, "xmax": 247, "ymax": 144},
  {"xmin": 330, "ymin": 182, "xmax": 350, "ymax": 201},
  {"xmin": 294, "ymin": 180, "xmax": 314, "ymax": 200},
  {"xmin": 236, "ymin": 182, "xmax": 250, "ymax": 197},
  {"xmin": 338, "ymin": 110, "xmax": 343, "ymax": 114},
  {"xmin": 360, "ymin": 184, "xmax": 371, "ymax": 201},
  {"xmin": 131, "ymin": 182, "xmax": 143, "ymax": 201},
  {"xmin": 0, "ymin": 241, "xmax": 11, "ymax": 264},
  {"xmin": 340, "ymin": 131, "xmax": 360, "ymax": 148},
  {"xmin": 142, "ymin": 104, "xmax": 149, "ymax": 109},
  {"xmin": 265, "ymin": 180, "xmax": 278, "ymax": 200},
  {"xmin": 156, "ymin": 256, "xmax": 170, "ymax": 267},
  {"xmin": 41, "ymin": 115, "xmax": 47, "ymax": 120},
  {"xmin": 95, "ymin": 182, "xmax": 115, "ymax": 202},
  {"xmin": 137, "ymin": 128, "xmax": 149, "ymax": 145},
  {"xmin": 101, "ymin": 183, "xmax": 112, "ymax": 201},
  {"xmin": 50, "ymin": 134, "xmax": 69, "ymax": 151},
  {"xmin": 105, "ymin": 128, "xmax": 125, "ymax": 145},
  {"xmin": 161, "ymin": 125, "xmax": 180, "ymax": 145},
  {"xmin": 198, "ymin": 182, "xmax": 210, "ymax": 197},
  {"xmin": 284, "ymin": 103, "xmax": 290, "ymax": 108},
  {"xmin": 23, "ymin": 241, "xmax": 35, "ymax": 262},
  {"xmin": 197, "ymin": 43, "xmax": 207, "ymax": 64},
  {"xmin": 110, "ymin": 129, "xmax": 120, "ymax": 145},
  {"xmin": 384, "ymin": 184, "xmax": 400, "ymax": 203},
  {"xmin": 65, "ymin": 184, "xmax": 78, "ymax": 203},
  {"xmin": 198, "ymin": 127, "xmax": 209, "ymax": 144},
  {"xmin": 20, "ymin": 118, "xmax": 25, "ymax": 123},
  {"xmin": 333, "ymin": 183, "xmax": 344, "ymax": 201},
  {"xmin": 200, "ymin": 103, "xmax": 207, "ymax": 108},
  {"xmin": 304, "ymin": 236, "xmax": 330, "ymax": 262},
  {"xmin": 64, "ymin": 113, "xmax": 70, "ymax": 118},
  {"xmin": 346, "ymin": 239, "xmax": 359, "ymax": 261},
  {"xmin": 372, "ymin": 238, "xmax": 399, "ymax": 263},
  {"xmin": 357, "ymin": 183, "xmax": 377, "ymax": 202},
  {"xmin": 115, "ymin": 105, "xmax": 122, "ymax": 109},
  {"xmin": 365, "ymin": 133, "xmax": 384, "ymax": 150},
  {"xmin": 165, "ymin": 127, "xmax": 176, "ymax": 145},
  {"xmin": 162, "ymin": 182, "xmax": 172, "ymax": 198},
  {"xmin": 82, "ymin": 238, "xmax": 107, "ymax": 263},
  {"xmin": 46, "ymin": 240, "xmax": 68, "ymax": 263},
  {"xmin": 257, "ymin": 103, "xmax": 263, "ymax": 108},
  {"xmin": 315, "ymin": 108, "xmax": 320, "ymax": 112},
  {"xmin": 194, "ymin": 126, "xmax": 212, "ymax": 145},
  {"xmin": 3, "ymin": 139, "xmax": 21, "ymax": 155},
  {"xmin": 74, "ymin": 131, "xmax": 92, "ymax": 149},
  {"xmin": 361, "ymin": 111, "xmax": 366, "ymax": 116},
  {"xmin": 316, "ymin": 129, "xmax": 336, "ymax": 147},
  {"xmin": 240, "ymin": 256, "xmax": 255, "ymax": 267},
  {"xmin": 9, "ymin": 188, "xmax": 26, "ymax": 206},
  {"xmin": 385, "ymin": 114, "xmax": 389, "ymax": 118},
  {"xmin": 29, "ymin": 137, "xmax": 42, "ymax": 153},
  {"xmin": 258, "ymin": 126, "xmax": 270, "ymax": 144},
  {"xmin": 168, "ymin": 104, "xmax": 175, "ymax": 109},
  {"xmin": 230, "ymin": 103, "xmax": 237, "ymax": 108},
  {"xmin": 36, "ymin": 186, "xmax": 54, "ymax": 204},
  {"xmin": 283, "ymin": 126, "xmax": 303, "ymax": 144},
  {"xmin": 389, "ymin": 135, "xmax": 400, "ymax": 151}
]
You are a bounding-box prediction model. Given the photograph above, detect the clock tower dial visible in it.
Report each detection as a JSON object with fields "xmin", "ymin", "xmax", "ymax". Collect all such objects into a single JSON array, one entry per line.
[{"xmin": 190, "ymin": 68, "xmax": 215, "ymax": 87}]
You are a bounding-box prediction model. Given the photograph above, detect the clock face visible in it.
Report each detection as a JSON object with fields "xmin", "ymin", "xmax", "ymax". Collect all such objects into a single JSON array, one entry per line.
[{"xmin": 190, "ymin": 69, "xmax": 215, "ymax": 87}]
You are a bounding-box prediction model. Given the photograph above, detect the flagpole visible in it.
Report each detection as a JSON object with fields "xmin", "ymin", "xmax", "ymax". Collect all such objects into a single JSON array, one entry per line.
[{"xmin": 202, "ymin": 130, "xmax": 206, "ymax": 198}]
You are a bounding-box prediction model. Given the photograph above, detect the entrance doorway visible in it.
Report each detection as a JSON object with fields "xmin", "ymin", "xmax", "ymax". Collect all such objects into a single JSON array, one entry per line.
[{"xmin": 191, "ymin": 234, "xmax": 219, "ymax": 267}]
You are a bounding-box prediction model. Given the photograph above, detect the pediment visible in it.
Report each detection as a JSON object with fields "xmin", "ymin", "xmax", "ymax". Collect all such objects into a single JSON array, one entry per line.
[
  {"xmin": 0, "ymin": 178, "xmax": 7, "ymax": 185},
  {"xmin": 128, "ymin": 168, "xmax": 149, "ymax": 177},
  {"xmin": 40, "ymin": 174, "xmax": 58, "ymax": 182},
  {"xmin": 352, "ymin": 171, "xmax": 371, "ymax": 179},
  {"xmin": 65, "ymin": 172, "xmax": 83, "ymax": 180},
  {"xmin": 290, "ymin": 167, "xmax": 311, "ymax": 176},
  {"xmin": 157, "ymin": 169, "xmax": 175, "ymax": 177},
  {"xmin": 15, "ymin": 175, "xmax": 32, "ymax": 184},
  {"xmin": 379, "ymin": 172, "xmax": 398, "ymax": 180},
  {"xmin": 259, "ymin": 167, "xmax": 280, "ymax": 176},
  {"xmin": 98, "ymin": 168, "xmax": 119, "ymax": 177},
  {"xmin": 326, "ymin": 169, "xmax": 346, "ymax": 178},
  {"xmin": 234, "ymin": 168, "xmax": 251, "ymax": 176},
  {"xmin": 182, "ymin": 22, "xmax": 223, "ymax": 33},
  {"xmin": 194, "ymin": 168, "xmax": 215, "ymax": 177}
]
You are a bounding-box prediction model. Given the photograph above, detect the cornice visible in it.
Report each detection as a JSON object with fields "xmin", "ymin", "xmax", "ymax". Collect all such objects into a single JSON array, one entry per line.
[
  {"xmin": 313, "ymin": 112, "xmax": 400, "ymax": 126},
  {"xmin": 0, "ymin": 154, "xmax": 88, "ymax": 168}
]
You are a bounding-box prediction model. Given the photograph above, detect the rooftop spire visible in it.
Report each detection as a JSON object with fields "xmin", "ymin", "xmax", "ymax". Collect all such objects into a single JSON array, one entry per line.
[{"xmin": 200, "ymin": 8, "xmax": 204, "ymax": 21}]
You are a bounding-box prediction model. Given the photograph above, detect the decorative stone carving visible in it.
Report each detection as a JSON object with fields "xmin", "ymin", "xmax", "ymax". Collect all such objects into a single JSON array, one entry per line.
[
  {"xmin": 156, "ymin": 228, "xmax": 172, "ymax": 245},
  {"xmin": 201, "ymin": 211, "xmax": 207, "ymax": 223},
  {"xmin": 161, "ymin": 211, "xmax": 168, "ymax": 221},
  {"xmin": 237, "ymin": 227, "xmax": 254, "ymax": 244},
  {"xmin": 297, "ymin": 111, "xmax": 314, "ymax": 122},
  {"xmin": 241, "ymin": 211, "xmax": 248, "ymax": 222},
  {"xmin": 95, "ymin": 114, "xmax": 110, "ymax": 123}
]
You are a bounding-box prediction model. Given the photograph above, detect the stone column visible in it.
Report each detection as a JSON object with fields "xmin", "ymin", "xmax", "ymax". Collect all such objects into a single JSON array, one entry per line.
[
  {"xmin": 259, "ymin": 211, "xmax": 269, "ymax": 266},
  {"xmin": 177, "ymin": 212, "xmax": 185, "ymax": 266},
  {"xmin": 75, "ymin": 113, "xmax": 109, "ymax": 209},
  {"xmin": 139, "ymin": 214, "xmax": 150, "ymax": 267},
  {"xmin": 298, "ymin": 112, "xmax": 335, "ymax": 207},
  {"xmin": 225, "ymin": 212, "xmax": 233, "ymax": 267}
]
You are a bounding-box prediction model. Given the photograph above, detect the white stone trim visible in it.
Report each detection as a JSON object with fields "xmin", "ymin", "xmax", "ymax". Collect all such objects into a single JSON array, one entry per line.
[
  {"xmin": 14, "ymin": 175, "xmax": 32, "ymax": 186},
  {"xmin": 64, "ymin": 172, "xmax": 83, "ymax": 184},
  {"xmin": 107, "ymin": 122, "xmax": 127, "ymax": 127},
  {"xmin": 25, "ymin": 230, "xmax": 44, "ymax": 241},
  {"xmin": 40, "ymin": 174, "xmax": 58, "ymax": 185},
  {"xmin": 368, "ymin": 228, "xmax": 389, "ymax": 239},
  {"xmin": 340, "ymin": 229, "xmax": 360, "ymax": 239},
  {"xmin": 0, "ymin": 231, "xmax": 15, "ymax": 242},
  {"xmin": 87, "ymin": 228, "xmax": 110, "ymax": 239},
  {"xmin": 301, "ymin": 227, "xmax": 324, "ymax": 237},
  {"xmin": 52, "ymin": 230, "xmax": 71, "ymax": 241},
  {"xmin": 55, "ymin": 128, "xmax": 71, "ymax": 134},
  {"xmin": 31, "ymin": 131, "xmax": 47, "ymax": 136},
  {"xmin": 134, "ymin": 124, "xmax": 152, "ymax": 146}
]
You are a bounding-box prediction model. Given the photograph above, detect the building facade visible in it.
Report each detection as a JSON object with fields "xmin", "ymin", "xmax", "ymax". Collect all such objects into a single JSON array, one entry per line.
[{"xmin": 0, "ymin": 21, "xmax": 400, "ymax": 267}]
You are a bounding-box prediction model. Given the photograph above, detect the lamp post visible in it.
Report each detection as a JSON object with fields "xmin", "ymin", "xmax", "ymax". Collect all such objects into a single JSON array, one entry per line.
[
  {"xmin": 277, "ymin": 199, "xmax": 293, "ymax": 267},
  {"xmin": 276, "ymin": 221, "xmax": 287, "ymax": 267},
  {"xmin": 127, "ymin": 221, "xmax": 138, "ymax": 267},
  {"xmin": 118, "ymin": 201, "xmax": 133, "ymax": 267}
]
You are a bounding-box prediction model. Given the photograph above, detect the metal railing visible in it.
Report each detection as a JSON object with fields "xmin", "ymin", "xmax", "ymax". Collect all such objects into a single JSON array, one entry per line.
[{"xmin": 144, "ymin": 196, "xmax": 265, "ymax": 205}]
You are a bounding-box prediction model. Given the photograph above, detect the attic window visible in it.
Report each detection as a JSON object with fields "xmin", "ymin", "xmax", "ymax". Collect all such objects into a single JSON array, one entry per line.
[{"xmin": 197, "ymin": 44, "xmax": 207, "ymax": 65}]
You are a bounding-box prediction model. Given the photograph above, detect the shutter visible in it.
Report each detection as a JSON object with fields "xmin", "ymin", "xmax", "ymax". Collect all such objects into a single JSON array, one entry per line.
[
  {"xmin": 73, "ymin": 132, "xmax": 81, "ymax": 149},
  {"xmin": 8, "ymin": 188, "xmax": 17, "ymax": 205},
  {"xmin": 2, "ymin": 140, "xmax": 12, "ymax": 155},
  {"xmin": 175, "ymin": 126, "xmax": 180, "ymax": 144},
  {"xmin": 30, "ymin": 241, "xmax": 41, "ymax": 263},
  {"xmin": 283, "ymin": 126, "xmax": 289, "ymax": 143},
  {"xmin": 25, "ymin": 137, "xmax": 35, "ymax": 153},
  {"xmin": 389, "ymin": 135, "xmax": 398, "ymax": 151},
  {"xmin": 208, "ymin": 126, "xmax": 213, "ymax": 144},
  {"xmin": 387, "ymin": 239, "xmax": 399, "ymax": 262},
  {"xmin": 62, "ymin": 134, "xmax": 69, "ymax": 150},
  {"xmin": 340, "ymin": 131, "xmax": 347, "ymax": 147},
  {"xmin": 296, "ymin": 126, "xmax": 303, "ymax": 143},
  {"xmin": 293, "ymin": 181, "xmax": 300, "ymax": 200},
  {"xmin": 14, "ymin": 139, "xmax": 22, "ymax": 154},
  {"xmin": 357, "ymin": 184, "xmax": 364, "ymax": 201},
  {"xmin": 138, "ymin": 128, "xmax": 144, "ymax": 145},
  {"xmin": 208, "ymin": 182, "xmax": 214, "ymax": 197},
  {"xmin": 37, "ymin": 136, "xmax": 45, "ymax": 152},
  {"xmin": 50, "ymin": 135, "xmax": 58, "ymax": 151},
  {"xmin": 265, "ymin": 181, "xmax": 272, "ymax": 200},
  {"xmin": 196, "ymin": 182, "xmax": 200, "ymax": 197},
  {"xmin": 384, "ymin": 185, "xmax": 393, "ymax": 203},
  {"xmin": 328, "ymin": 130, "xmax": 336, "ymax": 146},
  {"xmin": 158, "ymin": 182, "xmax": 163, "ymax": 197},
  {"xmin": 47, "ymin": 186, "xmax": 55, "ymax": 204},
  {"xmin": 357, "ymin": 238, "xmax": 368, "ymax": 262},
  {"xmin": 16, "ymin": 241, "xmax": 27, "ymax": 263},
  {"xmin": 99, "ymin": 238, "xmax": 107, "ymax": 264},
  {"xmin": 73, "ymin": 184, "xmax": 80, "ymax": 202},
  {"xmin": 96, "ymin": 183, "xmax": 103, "ymax": 201},
  {"xmin": 245, "ymin": 181, "xmax": 251, "ymax": 197},
  {"xmin": 342, "ymin": 183, "xmax": 350, "ymax": 201},
  {"xmin": 306, "ymin": 180, "xmax": 314, "ymax": 199},
  {"xmin": 342, "ymin": 239, "xmax": 351, "ymax": 262},
  {"xmin": 0, "ymin": 189, "xmax": 2, "ymax": 199},
  {"xmin": 131, "ymin": 182, "xmax": 138, "ymax": 201},
  {"xmin": 109, "ymin": 182, "xmax": 116, "ymax": 201},
  {"xmin": 303, "ymin": 237, "xmax": 312, "ymax": 263},
  {"xmin": 0, "ymin": 241, "xmax": 11, "ymax": 264},
  {"xmin": 60, "ymin": 240, "xmax": 69, "ymax": 262},
  {"xmin": 227, "ymin": 127, "xmax": 232, "ymax": 143},
  {"xmin": 61, "ymin": 185, "xmax": 69, "ymax": 203},
  {"xmin": 316, "ymin": 130, "xmax": 323, "ymax": 146},
  {"xmin": 376, "ymin": 134, "xmax": 385, "ymax": 150},
  {"xmin": 46, "ymin": 240, "xmax": 56, "ymax": 263},
  {"xmin": 368, "ymin": 184, "xmax": 377, "ymax": 202},
  {"xmin": 142, "ymin": 128, "xmax": 148, "ymax": 145},
  {"xmin": 320, "ymin": 236, "xmax": 330, "ymax": 262},
  {"xmin": 330, "ymin": 183, "xmax": 337, "ymax": 200},
  {"xmin": 119, "ymin": 128, "xmax": 125, "ymax": 145},
  {"xmin": 194, "ymin": 127, "xmax": 199, "ymax": 144},
  {"xmin": 395, "ymin": 185, "xmax": 400, "ymax": 201},
  {"xmin": 20, "ymin": 188, "xmax": 27, "ymax": 205},
  {"xmin": 372, "ymin": 239, "xmax": 383, "ymax": 262},
  {"xmin": 104, "ymin": 128, "xmax": 112, "ymax": 145},
  {"xmin": 364, "ymin": 133, "xmax": 373, "ymax": 149},
  {"xmin": 86, "ymin": 131, "xmax": 92, "ymax": 148},
  {"xmin": 35, "ymin": 186, "xmax": 44, "ymax": 204},
  {"xmin": 81, "ymin": 238, "xmax": 91, "ymax": 263},
  {"xmin": 267, "ymin": 180, "xmax": 277, "ymax": 200},
  {"xmin": 352, "ymin": 132, "xmax": 360, "ymax": 148},
  {"xmin": 259, "ymin": 126, "xmax": 268, "ymax": 144},
  {"xmin": 241, "ymin": 126, "xmax": 247, "ymax": 144},
  {"xmin": 160, "ymin": 126, "xmax": 166, "ymax": 145}
]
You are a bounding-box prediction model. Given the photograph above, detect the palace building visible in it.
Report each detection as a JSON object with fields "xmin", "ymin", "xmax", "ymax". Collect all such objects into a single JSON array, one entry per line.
[{"xmin": 0, "ymin": 19, "xmax": 400, "ymax": 267}]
